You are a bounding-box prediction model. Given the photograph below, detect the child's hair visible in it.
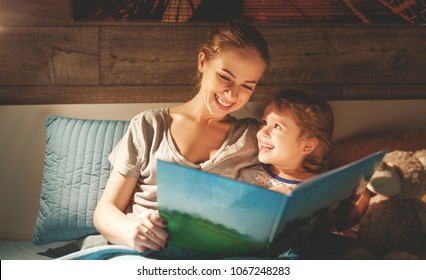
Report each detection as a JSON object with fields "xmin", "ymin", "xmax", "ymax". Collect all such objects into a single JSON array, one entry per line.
[
  {"xmin": 196, "ymin": 20, "xmax": 269, "ymax": 86},
  {"xmin": 269, "ymin": 89, "xmax": 334, "ymax": 173}
]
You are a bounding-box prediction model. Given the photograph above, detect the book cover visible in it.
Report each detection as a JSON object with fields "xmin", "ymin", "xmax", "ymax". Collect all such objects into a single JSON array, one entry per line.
[{"xmin": 157, "ymin": 150, "xmax": 387, "ymax": 258}]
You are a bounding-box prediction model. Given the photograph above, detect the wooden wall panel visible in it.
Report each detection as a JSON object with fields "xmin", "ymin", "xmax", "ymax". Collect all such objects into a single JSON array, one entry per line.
[
  {"xmin": 0, "ymin": 27, "xmax": 99, "ymax": 85},
  {"xmin": 100, "ymin": 27, "xmax": 204, "ymax": 85},
  {"xmin": 0, "ymin": 0, "xmax": 73, "ymax": 26},
  {"xmin": 0, "ymin": 85, "xmax": 342, "ymax": 105},
  {"xmin": 261, "ymin": 26, "xmax": 426, "ymax": 84},
  {"xmin": 3, "ymin": 84, "xmax": 424, "ymax": 105},
  {"xmin": 0, "ymin": 85, "xmax": 194, "ymax": 104},
  {"xmin": 0, "ymin": 0, "xmax": 425, "ymax": 104},
  {"xmin": 343, "ymin": 85, "xmax": 426, "ymax": 99},
  {"xmin": 100, "ymin": 26, "xmax": 426, "ymax": 85}
]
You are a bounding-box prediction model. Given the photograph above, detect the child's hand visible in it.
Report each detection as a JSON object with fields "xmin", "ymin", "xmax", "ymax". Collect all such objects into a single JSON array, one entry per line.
[
  {"xmin": 130, "ymin": 209, "xmax": 169, "ymax": 252},
  {"xmin": 334, "ymin": 188, "xmax": 372, "ymax": 232}
]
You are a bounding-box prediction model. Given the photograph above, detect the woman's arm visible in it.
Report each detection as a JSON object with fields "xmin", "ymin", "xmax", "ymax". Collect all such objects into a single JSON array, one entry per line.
[{"xmin": 93, "ymin": 169, "xmax": 168, "ymax": 252}]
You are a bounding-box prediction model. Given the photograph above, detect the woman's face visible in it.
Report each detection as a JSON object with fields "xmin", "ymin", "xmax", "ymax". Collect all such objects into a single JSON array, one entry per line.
[{"xmin": 198, "ymin": 49, "xmax": 266, "ymax": 118}]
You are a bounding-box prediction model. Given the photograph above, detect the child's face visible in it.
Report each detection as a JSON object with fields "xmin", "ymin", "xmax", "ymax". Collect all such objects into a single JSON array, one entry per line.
[
  {"xmin": 197, "ymin": 49, "xmax": 266, "ymax": 118},
  {"xmin": 257, "ymin": 102, "xmax": 305, "ymax": 168}
]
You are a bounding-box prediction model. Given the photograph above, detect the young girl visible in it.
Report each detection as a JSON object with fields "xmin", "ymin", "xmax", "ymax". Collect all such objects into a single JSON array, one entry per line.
[
  {"xmin": 240, "ymin": 89, "xmax": 334, "ymax": 195},
  {"xmin": 93, "ymin": 21, "xmax": 269, "ymax": 253}
]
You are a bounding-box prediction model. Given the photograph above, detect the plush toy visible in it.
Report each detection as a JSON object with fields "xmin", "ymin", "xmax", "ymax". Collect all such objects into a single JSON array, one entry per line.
[{"xmin": 343, "ymin": 149, "xmax": 426, "ymax": 259}]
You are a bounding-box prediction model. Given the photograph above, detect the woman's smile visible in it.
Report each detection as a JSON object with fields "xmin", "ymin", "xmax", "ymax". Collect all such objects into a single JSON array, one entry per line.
[{"xmin": 214, "ymin": 93, "xmax": 234, "ymax": 110}]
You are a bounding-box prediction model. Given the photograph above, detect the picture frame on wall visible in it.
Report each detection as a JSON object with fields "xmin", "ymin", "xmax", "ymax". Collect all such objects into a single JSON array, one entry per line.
[{"xmin": 73, "ymin": 0, "xmax": 425, "ymax": 24}]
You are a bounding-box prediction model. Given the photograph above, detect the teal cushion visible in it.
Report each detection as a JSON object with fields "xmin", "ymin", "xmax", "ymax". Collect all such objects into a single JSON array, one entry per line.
[{"xmin": 33, "ymin": 115, "xmax": 130, "ymax": 245}]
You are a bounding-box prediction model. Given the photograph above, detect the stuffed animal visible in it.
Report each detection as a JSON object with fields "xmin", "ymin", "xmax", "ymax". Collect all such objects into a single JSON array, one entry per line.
[{"xmin": 343, "ymin": 149, "xmax": 426, "ymax": 259}]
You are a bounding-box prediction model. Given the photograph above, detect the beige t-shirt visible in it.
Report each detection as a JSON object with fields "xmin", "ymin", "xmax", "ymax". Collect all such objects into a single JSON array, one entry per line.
[{"xmin": 108, "ymin": 108, "xmax": 260, "ymax": 218}]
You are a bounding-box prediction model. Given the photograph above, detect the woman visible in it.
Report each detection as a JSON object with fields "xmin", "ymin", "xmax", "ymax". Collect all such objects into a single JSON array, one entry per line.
[{"xmin": 93, "ymin": 21, "xmax": 270, "ymax": 253}]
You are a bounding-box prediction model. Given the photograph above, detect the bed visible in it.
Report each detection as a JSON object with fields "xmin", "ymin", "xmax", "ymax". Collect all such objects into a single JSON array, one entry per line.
[{"xmin": 1, "ymin": 114, "xmax": 424, "ymax": 260}]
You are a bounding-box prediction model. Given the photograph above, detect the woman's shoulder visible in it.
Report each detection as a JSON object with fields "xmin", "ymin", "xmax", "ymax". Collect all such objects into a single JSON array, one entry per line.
[
  {"xmin": 132, "ymin": 108, "xmax": 167, "ymax": 119},
  {"xmin": 130, "ymin": 108, "xmax": 168, "ymax": 124},
  {"xmin": 126, "ymin": 109, "xmax": 169, "ymax": 136}
]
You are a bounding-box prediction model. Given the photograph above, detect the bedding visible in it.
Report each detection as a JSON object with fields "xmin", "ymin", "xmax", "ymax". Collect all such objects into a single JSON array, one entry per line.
[
  {"xmin": 330, "ymin": 129, "xmax": 426, "ymax": 168},
  {"xmin": 3, "ymin": 114, "xmax": 424, "ymax": 260},
  {"xmin": 0, "ymin": 240, "xmax": 78, "ymax": 260},
  {"xmin": 56, "ymin": 244, "xmax": 146, "ymax": 260},
  {"xmin": 56, "ymin": 235, "xmax": 355, "ymax": 260},
  {"xmin": 56, "ymin": 243, "xmax": 276, "ymax": 260}
]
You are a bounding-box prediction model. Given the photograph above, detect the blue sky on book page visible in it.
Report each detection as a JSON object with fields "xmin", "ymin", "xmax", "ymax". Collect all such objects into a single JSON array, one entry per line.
[{"xmin": 157, "ymin": 160, "xmax": 287, "ymax": 243}]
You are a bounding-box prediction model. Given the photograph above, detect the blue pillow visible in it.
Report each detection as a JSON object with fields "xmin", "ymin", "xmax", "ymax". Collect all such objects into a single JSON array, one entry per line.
[{"xmin": 33, "ymin": 115, "xmax": 130, "ymax": 245}]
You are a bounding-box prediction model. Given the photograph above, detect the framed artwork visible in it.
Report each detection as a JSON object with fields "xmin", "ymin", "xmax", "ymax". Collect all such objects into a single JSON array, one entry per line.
[{"xmin": 74, "ymin": 0, "xmax": 425, "ymax": 24}]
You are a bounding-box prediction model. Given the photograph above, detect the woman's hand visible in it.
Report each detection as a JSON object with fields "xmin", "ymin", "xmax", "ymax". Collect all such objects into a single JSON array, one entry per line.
[
  {"xmin": 130, "ymin": 209, "xmax": 169, "ymax": 252},
  {"xmin": 94, "ymin": 170, "xmax": 169, "ymax": 252}
]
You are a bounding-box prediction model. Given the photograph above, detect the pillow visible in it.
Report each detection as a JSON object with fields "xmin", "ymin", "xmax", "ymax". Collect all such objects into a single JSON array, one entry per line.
[
  {"xmin": 330, "ymin": 129, "xmax": 426, "ymax": 168},
  {"xmin": 33, "ymin": 115, "xmax": 130, "ymax": 245}
]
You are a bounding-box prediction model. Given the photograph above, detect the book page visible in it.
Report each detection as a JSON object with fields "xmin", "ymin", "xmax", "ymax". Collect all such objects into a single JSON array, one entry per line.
[
  {"xmin": 273, "ymin": 150, "xmax": 387, "ymax": 251},
  {"xmin": 157, "ymin": 160, "xmax": 288, "ymax": 258}
]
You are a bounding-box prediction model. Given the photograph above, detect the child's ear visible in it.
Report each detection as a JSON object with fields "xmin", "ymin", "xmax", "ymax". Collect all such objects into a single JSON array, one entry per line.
[{"xmin": 301, "ymin": 137, "xmax": 319, "ymax": 155}]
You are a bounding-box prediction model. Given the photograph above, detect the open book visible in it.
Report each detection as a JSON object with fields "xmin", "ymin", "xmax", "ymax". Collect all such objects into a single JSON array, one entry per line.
[{"xmin": 157, "ymin": 150, "xmax": 386, "ymax": 258}]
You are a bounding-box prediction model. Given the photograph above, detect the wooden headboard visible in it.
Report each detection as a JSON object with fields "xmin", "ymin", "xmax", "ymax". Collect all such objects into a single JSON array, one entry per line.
[{"xmin": 0, "ymin": 1, "xmax": 425, "ymax": 104}]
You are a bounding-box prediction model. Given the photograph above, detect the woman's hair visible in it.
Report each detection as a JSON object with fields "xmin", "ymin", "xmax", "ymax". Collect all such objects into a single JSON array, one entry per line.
[
  {"xmin": 196, "ymin": 20, "xmax": 269, "ymax": 85},
  {"xmin": 269, "ymin": 89, "xmax": 334, "ymax": 173}
]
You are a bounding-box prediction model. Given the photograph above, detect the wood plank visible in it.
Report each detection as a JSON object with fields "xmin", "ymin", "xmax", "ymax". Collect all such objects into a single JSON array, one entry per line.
[
  {"xmin": 260, "ymin": 26, "xmax": 426, "ymax": 84},
  {"xmin": 100, "ymin": 26, "xmax": 426, "ymax": 85},
  {"xmin": 255, "ymin": 85, "xmax": 342, "ymax": 100},
  {"xmin": 0, "ymin": 27, "xmax": 99, "ymax": 85},
  {"xmin": 8, "ymin": 84, "xmax": 420, "ymax": 105},
  {"xmin": 343, "ymin": 84, "xmax": 426, "ymax": 100},
  {"xmin": 1, "ymin": 23, "xmax": 425, "ymax": 104},
  {"xmin": 0, "ymin": 0, "xmax": 74, "ymax": 26},
  {"xmin": 100, "ymin": 26, "xmax": 205, "ymax": 85},
  {"xmin": 0, "ymin": 86, "xmax": 195, "ymax": 104}
]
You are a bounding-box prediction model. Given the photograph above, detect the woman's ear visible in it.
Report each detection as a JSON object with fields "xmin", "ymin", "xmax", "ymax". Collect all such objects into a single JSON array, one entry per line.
[
  {"xmin": 198, "ymin": 52, "xmax": 207, "ymax": 72},
  {"xmin": 301, "ymin": 137, "xmax": 319, "ymax": 155}
]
